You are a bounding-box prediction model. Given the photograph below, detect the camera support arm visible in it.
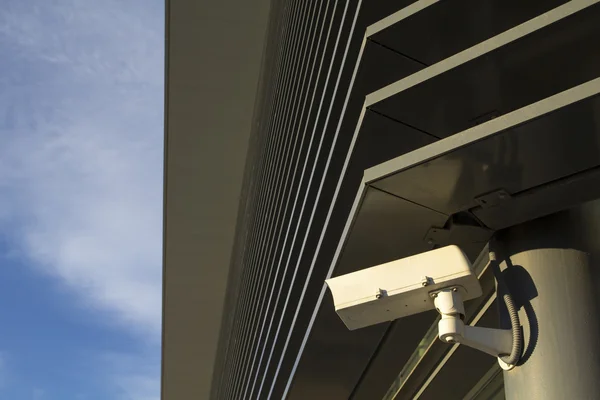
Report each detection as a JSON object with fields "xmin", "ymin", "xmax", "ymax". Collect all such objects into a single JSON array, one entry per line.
[{"xmin": 433, "ymin": 288, "xmax": 515, "ymax": 370}]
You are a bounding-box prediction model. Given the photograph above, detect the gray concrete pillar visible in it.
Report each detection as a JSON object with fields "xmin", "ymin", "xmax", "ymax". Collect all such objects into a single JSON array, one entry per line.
[{"xmin": 495, "ymin": 201, "xmax": 600, "ymax": 400}]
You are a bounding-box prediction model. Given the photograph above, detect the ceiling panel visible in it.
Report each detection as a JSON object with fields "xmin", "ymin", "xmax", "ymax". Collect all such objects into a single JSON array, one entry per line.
[
  {"xmin": 369, "ymin": 2, "xmax": 600, "ymax": 138},
  {"xmin": 371, "ymin": 0, "xmax": 567, "ymax": 66},
  {"xmin": 335, "ymin": 187, "xmax": 448, "ymax": 276},
  {"xmin": 371, "ymin": 86, "xmax": 600, "ymax": 220}
]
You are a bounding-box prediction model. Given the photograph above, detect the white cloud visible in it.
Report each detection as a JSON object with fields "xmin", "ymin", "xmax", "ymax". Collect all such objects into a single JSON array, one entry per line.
[
  {"xmin": 0, "ymin": 2, "xmax": 163, "ymax": 396},
  {"xmin": 0, "ymin": 0, "xmax": 164, "ymax": 338}
]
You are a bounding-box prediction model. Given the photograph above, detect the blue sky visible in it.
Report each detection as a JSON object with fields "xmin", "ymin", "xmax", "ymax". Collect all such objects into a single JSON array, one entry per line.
[{"xmin": 0, "ymin": 1, "xmax": 164, "ymax": 399}]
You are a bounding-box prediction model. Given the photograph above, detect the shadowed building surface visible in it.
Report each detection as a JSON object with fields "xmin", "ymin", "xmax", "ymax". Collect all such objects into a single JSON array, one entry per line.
[{"xmin": 163, "ymin": 1, "xmax": 600, "ymax": 399}]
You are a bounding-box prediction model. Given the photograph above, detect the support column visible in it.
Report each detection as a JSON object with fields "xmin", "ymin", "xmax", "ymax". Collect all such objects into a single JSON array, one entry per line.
[{"xmin": 496, "ymin": 201, "xmax": 600, "ymax": 400}]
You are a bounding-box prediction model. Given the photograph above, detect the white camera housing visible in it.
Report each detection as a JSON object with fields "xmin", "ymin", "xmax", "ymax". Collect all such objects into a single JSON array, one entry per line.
[
  {"xmin": 326, "ymin": 245, "xmax": 519, "ymax": 370},
  {"xmin": 325, "ymin": 245, "xmax": 482, "ymax": 330}
]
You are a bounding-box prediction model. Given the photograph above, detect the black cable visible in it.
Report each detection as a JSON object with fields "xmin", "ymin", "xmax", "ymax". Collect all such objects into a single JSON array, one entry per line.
[
  {"xmin": 499, "ymin": 290, "xmax": 522, "ymax": 365},
  {"xmin": 490, "ymin": 249, "xmax": 523, "ymax": 366}
]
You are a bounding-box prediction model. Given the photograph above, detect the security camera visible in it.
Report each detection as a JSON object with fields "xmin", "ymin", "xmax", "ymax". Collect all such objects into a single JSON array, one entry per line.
[
  {"xmin": 325, "ymin": 246, "xmax": 481, "ymax": 330},
  {"xmin": 326, "ymin": 245, "xmax": 522, "ymax": 370}
]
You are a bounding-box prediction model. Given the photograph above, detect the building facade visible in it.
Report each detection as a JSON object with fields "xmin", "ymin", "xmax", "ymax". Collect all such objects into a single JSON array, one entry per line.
[{"xmin": 163, "ymin": 1, "xmax": 600, "ymax": 399}]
